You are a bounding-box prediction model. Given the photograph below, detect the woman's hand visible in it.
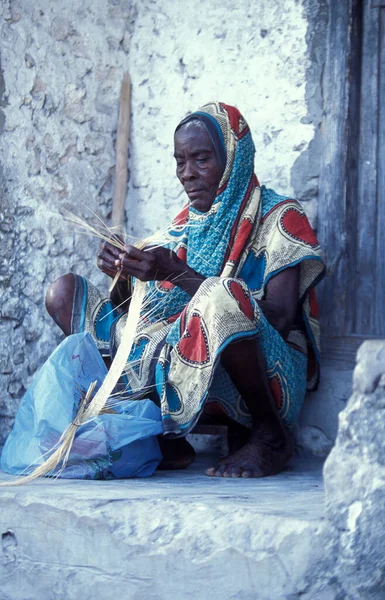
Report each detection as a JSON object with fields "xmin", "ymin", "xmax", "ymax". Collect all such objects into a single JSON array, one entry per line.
[
  {"xmin": 99, "ymin": 242, "xmax": 206, "ymax": 297},
  {"xmin": 118, "ymin": 245, "xmax": 184, "ymax": 283},
  {"xmin": 96, "ymin": 239, "xmax": 125, "ymax": 280}
]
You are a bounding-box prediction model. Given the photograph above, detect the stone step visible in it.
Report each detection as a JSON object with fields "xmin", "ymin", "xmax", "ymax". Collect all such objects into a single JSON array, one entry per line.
[{"xmin": 0, "ymin": 454, "xmax": 326, "ymax": 600}]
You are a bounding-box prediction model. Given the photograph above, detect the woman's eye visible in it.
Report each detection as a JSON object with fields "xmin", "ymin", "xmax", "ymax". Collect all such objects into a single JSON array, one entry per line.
[
  {"xmin": 197, "ymin": 158, "xmax": 208, "ymax": 164},
  {"xmin": 176, "ymin": 161, "xmax": 185, "ymax": 168}
]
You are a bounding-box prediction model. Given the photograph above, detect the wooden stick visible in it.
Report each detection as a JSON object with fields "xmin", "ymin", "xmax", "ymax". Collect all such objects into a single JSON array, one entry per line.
[{"xmin": 111, "ymin": 73, "xmax": 131, "ymax": 231}]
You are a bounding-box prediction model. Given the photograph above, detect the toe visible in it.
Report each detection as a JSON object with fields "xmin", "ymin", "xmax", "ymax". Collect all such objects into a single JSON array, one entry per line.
[
  {"xmin": 206, "ymin": 467, "xmax": 216, "ymax": 477},
  {"xmin": 231, "ymin": 467, "xmax": 242, "ymax": 478},
  {"xmin": 206, "ymin": 464, "xmax": 228, "ymax": 477},
  {"xmin": 222, "ymin": 466, "xmax": 242, "ymax": 478},
  {"xmin": 241, "ymin": 469, "xmax": 254, "ymax": 478},
  {"xmin": 214, "ymin": 463, "xmax": 227, "ymax": 477}
]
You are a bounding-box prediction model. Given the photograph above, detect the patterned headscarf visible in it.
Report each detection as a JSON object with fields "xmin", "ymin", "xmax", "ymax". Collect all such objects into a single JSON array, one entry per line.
[{"xmin": 143, "ymin": 102, "xmax": 262, "ymax": 322}]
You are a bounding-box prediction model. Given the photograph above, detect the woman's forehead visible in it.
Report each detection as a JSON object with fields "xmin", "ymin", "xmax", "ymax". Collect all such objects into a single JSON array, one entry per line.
[{"xmin": 174, "ymin": 122, "xmax": 214, "ymax": 152}]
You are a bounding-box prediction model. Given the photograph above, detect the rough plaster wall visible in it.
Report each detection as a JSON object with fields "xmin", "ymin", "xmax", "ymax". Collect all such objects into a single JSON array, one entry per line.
[
  {"xmin": 0, "ymin": 0, "xmax": 325, "ymax": 443},
  {"xmin": 0, "ymin": 0, "xmax": 136, "ymax": 443},
  {"xmin": 128, "ymin": 0, "xmax": 321, "ymax": 238}
]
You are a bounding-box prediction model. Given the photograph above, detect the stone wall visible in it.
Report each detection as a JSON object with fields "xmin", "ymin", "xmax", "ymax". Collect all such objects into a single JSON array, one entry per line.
[
  {"xmin": 323, "ymin": 341, "xmax": 385, "ymax": 599},
  {"xmin": 0, "ymin": 0, "xmax": 326, "ymax": 443}
]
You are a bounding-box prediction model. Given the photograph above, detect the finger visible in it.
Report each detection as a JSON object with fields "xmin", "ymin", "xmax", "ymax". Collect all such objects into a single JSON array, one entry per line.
[
  {"xmin": 99, "ymin": 242, "xmax": 121, "ymax": 260},
  {"xmin": 98, "ymin": 255, "xmax": 118, "ymax": 271},
  {"xmin": 120, "ymin": 259, "xmax": 147, "ymax": 279},
  {"xmin": 97, "ymin": 257, "xmax": 119, "ymax": 276},
  {"xmin": 122, "ymin": 244, "xmax": 148, "ymax": 261},
  {"xmin": 99, "ymin": 265, "xmax": 117, "ymax": 278}
]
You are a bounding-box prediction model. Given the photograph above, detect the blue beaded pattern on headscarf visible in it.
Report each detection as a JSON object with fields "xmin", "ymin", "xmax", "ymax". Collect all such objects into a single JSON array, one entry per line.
[{"xmin": 140, "ymin": 109, "xmax": 256, "ymax": 325}]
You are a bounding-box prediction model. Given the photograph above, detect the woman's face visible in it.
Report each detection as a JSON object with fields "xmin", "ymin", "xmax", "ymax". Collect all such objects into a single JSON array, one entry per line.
[{"xmin": 174, "ymin": 122, "xmax": 224, "ymax": 212}]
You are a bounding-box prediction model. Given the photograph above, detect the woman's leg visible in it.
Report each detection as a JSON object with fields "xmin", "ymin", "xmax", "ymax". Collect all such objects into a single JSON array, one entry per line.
[
  {"xmin": 206, "ymin": 337, "xmax": 293, "ymax": 478},
  {"xmin": 157, "ymin": 436, "xmax": 196, "ymax": 470},
  {"xmin": 45, "ymin": 273, "xmax": 75, "ymax": 336}
]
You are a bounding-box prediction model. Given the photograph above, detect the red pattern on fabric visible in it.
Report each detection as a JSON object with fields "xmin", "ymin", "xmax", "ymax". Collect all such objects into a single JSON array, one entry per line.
[
  {"xmin": 237, "ymin": 126, "xmax": 250, "ymax": 140},
  {"xmin": 227, "ymin": 219, "xmax": 253, "ymax": 265},
  {"xmin": 281, "ymin": 208, "xmax": 319, "ymax": 247},
  {"xmin": 261, "ymin": 199, "xmax": 293, "ymax": 223},
  {"xmin": 223, "ymin": 174, "xmax": 256, "ymax": 267},
  {"xmin": 220, "ymin": 103, "xmax": 242, "ymax": 133},
  {"xmin": 177, "ymin": 314, "xmax": 210, "ymax": 364},
  {"xmin": 309, "ymin": 288, "xmax": 320, "ymax": 319},
  {"xmin": 228, "ymin": 280, "xmax": 254, "ymax": 321},
  {"xmin": 159, "ymin": 280, "xmax": 174, "ymax": 290},
  {"xmin": 269, "ymin": 376, "xmax": 284, "ymax": 410},
  {"xmin": 216, "ymin": 180, "xmax": 229, "ymax": 196},
  {"xmin": 166, "ymin": 312, "xmax": 181, "ymax": 324}
]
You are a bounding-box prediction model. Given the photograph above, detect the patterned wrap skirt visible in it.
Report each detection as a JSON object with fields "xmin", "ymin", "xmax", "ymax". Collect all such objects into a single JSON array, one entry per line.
[{"xmin": 71, "ymin": 274, "xmax": 308, "ymax": 433}]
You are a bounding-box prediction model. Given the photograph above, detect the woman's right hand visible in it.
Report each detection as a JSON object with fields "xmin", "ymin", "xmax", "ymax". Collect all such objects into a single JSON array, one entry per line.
[{"xmin": 96, "ymin": 240, "xmax": 125, "ymax": 280}]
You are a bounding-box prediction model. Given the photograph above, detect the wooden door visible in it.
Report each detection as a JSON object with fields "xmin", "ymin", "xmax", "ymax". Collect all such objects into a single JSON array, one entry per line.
[
  {"xmin": 354, "ymin": 0, "xmax": 385, "ymax": 335},
  {"xmin": 318, "ymin": 0, "xmax": 385, "ymax": 339}
]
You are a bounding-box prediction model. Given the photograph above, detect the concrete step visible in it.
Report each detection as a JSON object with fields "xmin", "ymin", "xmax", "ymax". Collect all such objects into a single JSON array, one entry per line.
[{"xmin": 0, "ymin": 453, "xmax": 326, "ymax": 600}]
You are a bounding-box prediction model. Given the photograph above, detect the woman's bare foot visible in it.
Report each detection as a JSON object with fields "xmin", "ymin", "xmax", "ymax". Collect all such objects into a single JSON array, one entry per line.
[
  {"xmin": 157, "ymin": 436, "xmax": 196, "ymax": 470},
  {"xmin": 206, "ymin": 424, "xmax": 293, "ymax": 478}
]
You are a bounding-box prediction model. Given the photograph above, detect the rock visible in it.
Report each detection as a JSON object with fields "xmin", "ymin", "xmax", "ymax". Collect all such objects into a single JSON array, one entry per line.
[
  {"xmin": 84, "ymin": 133, "xmax": 105, "ymax": 155},
  {"xmin": 22, "ymin": 276, "xmax": 44, "ymax": 304},
  {"xmin": 51, "ymin": 174, "xmax": 68, "ymax": 197},
  {"xmin": 24, "ymin": 53, "xmax": 36, "ymax": 68},
  {"xmin": 23, "ymin": 303, "xmax": 44, "ymax": 342},
  {"xmin": 1, "ymin": 297, "xmax": 25, "ymax": 322},
  {"xmin": 51, "ymin": 17, "xmax": 75, "ymax": 41},
  {"xmin": 323, "ymin": 340, "xmax": 385, "ymax": 599},
  {"xmin": 121, "ymin": 30, "xmax": 130, "ymax": 53},
  {"xmin": 27, "ymin": 147, "xmax": 41, "ymax": 176},
  {"xmin": 7, "ymin": 377, "xmax": 25, "ymax": 398},
  {"xmin": 31, "ymin": 77, "xmax": 47, "ymax": 95},
  {"xmin": 295, "ymin": 424, "xmax": 333, "ymax": 457},
  {"xmin": 0, "ymin": 338, "xmax": 12, "ymax": 374},
  {"xmin": 64, "ymin": 84, "xmax": 89, "ymax": 124}
]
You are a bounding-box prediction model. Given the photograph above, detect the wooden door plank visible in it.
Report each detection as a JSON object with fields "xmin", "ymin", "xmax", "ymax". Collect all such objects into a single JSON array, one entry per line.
[
  {"xmin": 322, "ymin": 334, "xmax": 377, "ymax": 368},
  {"xmin": 375, "ymin": 8, "xmax": 385, "ymax": 335},
  {"xmin": 317, "ymin": 0, "xmax": 359, "ymax": 335},
  {"xmin": 344, "ymin": 1, "xmax": 364, "ymax": 334},
  {"xmin": 355, "ymin": 0, "xmax": 379, "ymax": 335}
]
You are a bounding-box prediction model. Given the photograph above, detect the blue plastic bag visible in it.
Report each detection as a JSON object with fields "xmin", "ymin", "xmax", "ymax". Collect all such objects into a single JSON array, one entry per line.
[{"xmin": 1, "ymin": 333, "xmax": 163, "ymax": 479}]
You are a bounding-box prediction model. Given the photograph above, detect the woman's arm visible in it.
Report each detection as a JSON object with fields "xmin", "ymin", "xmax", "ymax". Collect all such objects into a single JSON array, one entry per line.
[
  {"xmin": 114, "ymin": 244, "xmax": 300, "ymax": 338},
  {"xmin": 97, "ymin": 240, "xmax": 131, "ymax": 306},
  {"xmin": 117, "ymin": 245, "xmax": 205, "ymax": 296},
  {"xmin": 257, "ymin": 265, "xmax": 300, "ymax": 339}
]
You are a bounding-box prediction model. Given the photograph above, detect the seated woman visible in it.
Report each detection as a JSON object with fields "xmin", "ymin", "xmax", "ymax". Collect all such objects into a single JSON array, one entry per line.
[{"xmin": 46, "ymin": 102, "xmax": 325, "ymax": 478}]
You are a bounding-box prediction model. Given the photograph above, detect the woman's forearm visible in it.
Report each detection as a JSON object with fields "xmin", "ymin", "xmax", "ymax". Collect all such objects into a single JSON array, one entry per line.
[{"xmin": 172, "ymin": 263, "xmax": 206, "ymax": 297}]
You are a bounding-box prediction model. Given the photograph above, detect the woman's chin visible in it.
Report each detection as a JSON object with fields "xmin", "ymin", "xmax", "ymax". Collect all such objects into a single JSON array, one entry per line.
[{"xmin": 189, "ymin": 198, "xmax": 214, "ymax": 213}]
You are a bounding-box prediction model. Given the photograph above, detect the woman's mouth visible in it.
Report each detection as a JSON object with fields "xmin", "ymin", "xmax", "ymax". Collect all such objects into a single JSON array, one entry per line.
[{"xmin": 186, "ymin": 189, "xmax": 203, "ymax": 199}]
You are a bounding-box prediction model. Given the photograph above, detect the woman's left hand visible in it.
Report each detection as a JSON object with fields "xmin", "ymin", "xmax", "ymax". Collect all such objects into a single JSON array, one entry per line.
[{"xmin": 117, "ymin": 244, "xmax": 184, "ymax": 283}]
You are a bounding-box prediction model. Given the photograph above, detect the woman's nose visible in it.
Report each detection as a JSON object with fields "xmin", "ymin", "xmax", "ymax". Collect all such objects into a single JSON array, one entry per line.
[{"xmin": 182, "ymin": 160, "xmax": 197, "ymax": 181}]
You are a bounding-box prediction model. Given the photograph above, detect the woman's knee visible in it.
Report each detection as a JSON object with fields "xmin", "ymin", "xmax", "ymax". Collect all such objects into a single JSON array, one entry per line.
[{"xmin": 45, "ymin": 273, "xmax": 75, "ymax": 334}]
